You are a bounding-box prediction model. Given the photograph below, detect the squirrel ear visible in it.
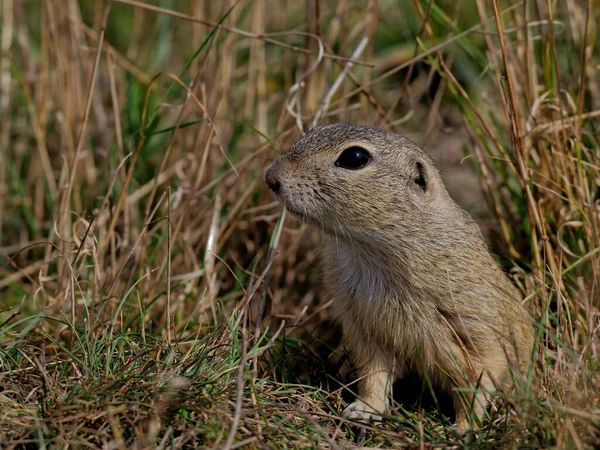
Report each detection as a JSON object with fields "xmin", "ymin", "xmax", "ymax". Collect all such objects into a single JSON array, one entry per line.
[{"xmin": 412, "ymin": 160, "xmax": 428, "ymax": 194}]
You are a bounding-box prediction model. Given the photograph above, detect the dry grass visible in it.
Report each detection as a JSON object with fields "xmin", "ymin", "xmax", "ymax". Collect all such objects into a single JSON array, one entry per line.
[{"xmin": 1, "ymin": 0, "xmax": 599, "ymax": 448}]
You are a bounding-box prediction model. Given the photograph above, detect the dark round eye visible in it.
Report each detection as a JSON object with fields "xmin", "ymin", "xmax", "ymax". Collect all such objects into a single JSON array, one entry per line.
[{"xmin": 335, "ymin": 146, "xmax": 371, "ymax": 170}]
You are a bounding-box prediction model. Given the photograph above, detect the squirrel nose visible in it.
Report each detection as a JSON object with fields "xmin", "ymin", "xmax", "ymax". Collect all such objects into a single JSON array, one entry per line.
[{"xmin": 264, "ymin": 167, "xmax": 281, "ymax": 193}]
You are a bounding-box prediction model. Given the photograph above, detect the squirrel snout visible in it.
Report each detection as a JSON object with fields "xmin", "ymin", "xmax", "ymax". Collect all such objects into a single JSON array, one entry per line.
[{"xmin": 264, "ymin": 166, "xmax": 281, "ymax": 193}]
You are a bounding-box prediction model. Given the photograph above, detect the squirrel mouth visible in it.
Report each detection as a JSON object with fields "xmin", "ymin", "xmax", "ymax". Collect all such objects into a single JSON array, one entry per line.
[
  {"xmin": 282, "ymin": 203, "xmax": 306, "ymax": 220},
  {"xmin": 271, "ymin": 191, "xmax": 306, "ymax": 220},
  {"xmin": 274, "ymin": 192, "xmax": 323, "ymax": 229},
  {"xmin": 279, "ymin": 199, "xmax": 313, "ymax": 223},
  {"xmin": 282, "ymin": 202, "xmax": 330, "ymax": 232}
]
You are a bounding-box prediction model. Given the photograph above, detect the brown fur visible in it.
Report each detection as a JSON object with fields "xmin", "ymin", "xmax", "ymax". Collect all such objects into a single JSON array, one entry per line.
[{"xmin": 264, "ymin": 123, "xmax": 534, "ymax": 430}]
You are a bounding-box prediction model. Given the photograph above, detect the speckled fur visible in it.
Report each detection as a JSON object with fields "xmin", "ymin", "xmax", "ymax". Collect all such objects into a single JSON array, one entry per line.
[{"xmin": 264, "ymin": 123, "xmax": 533, "ymax": 430}]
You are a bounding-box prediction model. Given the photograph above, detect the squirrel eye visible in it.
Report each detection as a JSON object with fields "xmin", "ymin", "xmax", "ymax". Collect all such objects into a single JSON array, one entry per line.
[{"xmin": 335, "ymin": 146, "xmax": 371, "ymax": 170}]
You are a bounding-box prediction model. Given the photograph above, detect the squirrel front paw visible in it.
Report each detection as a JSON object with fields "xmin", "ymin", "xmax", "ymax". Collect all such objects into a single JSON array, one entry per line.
[{"xmin": 342, "ymin": 400, "xmax": 384, "ymax": 422}]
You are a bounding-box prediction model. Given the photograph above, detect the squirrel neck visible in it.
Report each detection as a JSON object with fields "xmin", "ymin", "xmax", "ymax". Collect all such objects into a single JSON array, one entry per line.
[{"xmin": 321, "ymin": 205, "xmax": 495, "ymax": 304}]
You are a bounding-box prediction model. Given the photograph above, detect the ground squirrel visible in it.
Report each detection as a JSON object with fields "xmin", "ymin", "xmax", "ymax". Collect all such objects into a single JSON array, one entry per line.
[{"xmin": 264, "ymin": 123, "xmax": 534, "ymax": 430}]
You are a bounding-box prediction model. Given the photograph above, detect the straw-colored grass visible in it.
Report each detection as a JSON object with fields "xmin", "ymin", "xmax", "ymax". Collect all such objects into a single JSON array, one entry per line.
[{"xmin": 1, "ymin": 0, "xmax": 599, "ymax": 448}]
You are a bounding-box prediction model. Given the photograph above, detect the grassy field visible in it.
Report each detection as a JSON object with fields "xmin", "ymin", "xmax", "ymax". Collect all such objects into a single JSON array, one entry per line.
[{"xmin": 1, "ymin": 0, "xmax": 599, "ymax": 448}]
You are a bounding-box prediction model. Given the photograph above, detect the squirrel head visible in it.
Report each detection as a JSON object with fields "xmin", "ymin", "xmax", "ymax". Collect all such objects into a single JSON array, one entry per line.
[{"xmin": 264, "ymin": 123, "xmax": 450, "ymax": 239}]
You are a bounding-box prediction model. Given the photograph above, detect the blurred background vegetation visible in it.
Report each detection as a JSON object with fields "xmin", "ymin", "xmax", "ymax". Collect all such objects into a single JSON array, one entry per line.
[{"xmin": 1, "ymin": 0, "xmax": 599, "ymax": 447}]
